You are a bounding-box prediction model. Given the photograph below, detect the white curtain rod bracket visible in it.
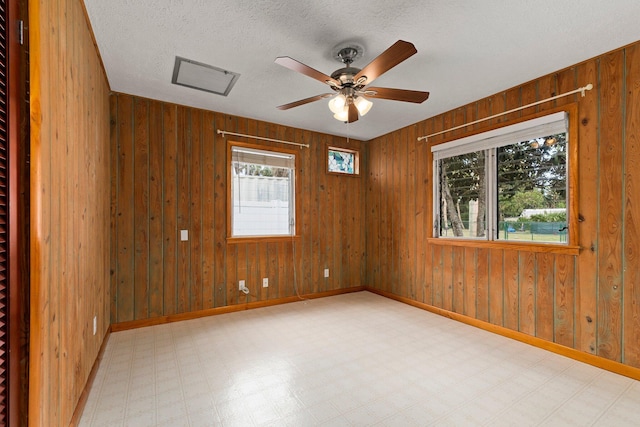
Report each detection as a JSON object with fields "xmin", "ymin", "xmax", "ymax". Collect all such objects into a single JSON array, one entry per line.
[
  {"xmin": 217, "ymin": 129, "xmax": 309, "ymax": 148},
  {"xmin": 417, "ymin": 83, "xmax": 593, "ymax": 142}
]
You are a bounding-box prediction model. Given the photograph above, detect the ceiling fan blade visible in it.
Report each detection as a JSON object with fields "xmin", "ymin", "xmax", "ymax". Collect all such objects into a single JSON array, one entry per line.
[
  {"xmin": 354, "ymin": 40, "xmax": 417, "ymax": 85},
  {"xmin": 348, "ymin": 103, "xmax": 359, "ymax": 123},
  {"xmin": 276, "ymin": 93, "xmax": 333, "ymax": 110},
  {"xmin": 275, "ymin": 56, "xmax": 341, "ymax": 87},
  {"xmin": 365, "ymin": 87, "xmax": 430, "ymax": 103}
]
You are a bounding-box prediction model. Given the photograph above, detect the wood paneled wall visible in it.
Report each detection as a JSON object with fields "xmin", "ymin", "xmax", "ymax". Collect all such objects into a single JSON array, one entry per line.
[
  {"xmin": 110, "ymin": 94, "xmax": 366, "ymax": 322},
  {"xmin": 29, "ymin": 0, "xmax": 111, "ymax": 425},
  {"xmin": 366, "ymin": 42, "xmax": 640, "ymax": 369}
]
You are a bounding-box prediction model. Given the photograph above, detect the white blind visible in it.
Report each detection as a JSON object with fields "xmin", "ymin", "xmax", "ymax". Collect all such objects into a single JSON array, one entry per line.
[
  {"xmin": 431, "ymin": 112, "xmax": 568, "ymax": 160},
  {"xmin": 232, "ymin": 146, "xmax": 295, "ymax": 169}
]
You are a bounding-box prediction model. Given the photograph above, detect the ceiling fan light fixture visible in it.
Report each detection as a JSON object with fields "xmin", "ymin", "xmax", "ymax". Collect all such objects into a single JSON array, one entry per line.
[
  {"xmin": 328, "ymin": 94, "xmax": 347, "ymax": 114},
  {"xmin": 333, "ymin": 107, "xmax": 349, "ymax": 122},
  {"xmin": 354, "ymin": 96, "xmax": 373, "ymax": 116}
]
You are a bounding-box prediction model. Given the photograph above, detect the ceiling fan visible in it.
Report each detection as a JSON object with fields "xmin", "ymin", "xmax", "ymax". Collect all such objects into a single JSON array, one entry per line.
[{"xmin": 275, "ymin": 40, "xmax": 429, "ymax": 123}]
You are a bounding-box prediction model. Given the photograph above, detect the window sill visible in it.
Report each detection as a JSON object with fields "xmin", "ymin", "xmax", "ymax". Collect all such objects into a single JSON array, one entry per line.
[
  {"xmin": 326, "ymin": 171, "xmax": 360, "ymax": 177},
  {"xmin": 427, "ymin": 237, "xmax": 580, "ymax": 255},
  {"xmin": 227, "ymin": 235, "xmax": 301, "ymax": 244}
]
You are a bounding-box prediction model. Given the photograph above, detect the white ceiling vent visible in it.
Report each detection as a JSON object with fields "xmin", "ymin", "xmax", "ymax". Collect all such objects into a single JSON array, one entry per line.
[{"xmin": 171, "ymin": 56, "xmax": 240, "ymax": 96}]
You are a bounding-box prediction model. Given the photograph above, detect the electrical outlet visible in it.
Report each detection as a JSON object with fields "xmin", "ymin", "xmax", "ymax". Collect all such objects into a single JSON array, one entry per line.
[
  {"xmin": 93, "ymin": 316, "xmax": 97, "ymax": 336},
  {"xmin": 262, "ymin": 278, "xmax": 269, "ymax": 287},
  {"xmin": 239, "ymin": 280, "xmax": 245, "ymax": 291},
  {"xmin": 324, "ymin": 268, "xmax": 329, "ymax": 278}
]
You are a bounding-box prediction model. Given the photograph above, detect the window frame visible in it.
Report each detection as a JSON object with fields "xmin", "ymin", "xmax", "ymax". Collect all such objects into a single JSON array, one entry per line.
[
  {"xmin": 327, "ymin": 145, "xmax": 360, "ymax": 176},
  {"xmin": 226, "ymin": 141, "xmax": 299, "ymax": 243},
  {"xmin": 429, "ymin": 104, "xmax": 579, "ymax": 254}
]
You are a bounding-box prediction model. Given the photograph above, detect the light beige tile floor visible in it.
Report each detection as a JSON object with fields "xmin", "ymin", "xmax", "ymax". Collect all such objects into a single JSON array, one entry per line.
[{"xmin": 79, "ymin": 291, "xmax": 640, "ymax": 426}]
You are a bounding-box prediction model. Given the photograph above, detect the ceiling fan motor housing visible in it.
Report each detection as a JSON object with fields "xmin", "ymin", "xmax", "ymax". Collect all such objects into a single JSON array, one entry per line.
[{"xmin": 330, "ymin": 67, "xmax": 361, "ymax": 87}]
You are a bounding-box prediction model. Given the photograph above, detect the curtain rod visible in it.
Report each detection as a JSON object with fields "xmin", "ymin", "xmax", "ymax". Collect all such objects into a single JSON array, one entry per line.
[
  {"xmin": 216, "ymin": 129, "xmax": 309, "ymax": 148},
  {"xmin": 417, "ymin": 83, "xmax": 593, "ymax": 142}
]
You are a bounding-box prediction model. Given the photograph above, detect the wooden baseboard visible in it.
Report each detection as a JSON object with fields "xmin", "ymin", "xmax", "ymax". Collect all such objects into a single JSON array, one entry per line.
[
  {"xmin": 111, "ymin": 286, "xmax": 366, "ymax": 332},
  {"xmin": 69, "ymin": 326, "xmax": 112, "ymax": 426},
  {"xmin": 367, "ymin": 287, "xmax": 640, "ymax": 381}
]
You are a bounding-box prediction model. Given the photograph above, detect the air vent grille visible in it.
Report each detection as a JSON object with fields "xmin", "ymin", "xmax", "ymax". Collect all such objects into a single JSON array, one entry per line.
[{"xmin": 171, "ymin": 56, "xmax": 240, "ymax": 96}]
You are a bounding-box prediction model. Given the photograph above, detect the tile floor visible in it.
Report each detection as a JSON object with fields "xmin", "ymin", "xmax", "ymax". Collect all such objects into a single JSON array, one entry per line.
[{"xmin": 79, "ymin": 291, "xmax": 640, "ymax": 426}]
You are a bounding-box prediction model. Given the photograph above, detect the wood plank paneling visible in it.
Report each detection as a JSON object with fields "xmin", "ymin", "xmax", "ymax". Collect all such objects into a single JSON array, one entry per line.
[
  {"xmin": 201, "ymin": 111, "xmax": 216, "ymax": 309},
  {"xmin": 536, "ymin": 252, "xmax": 555, "ymax": 341},
  {"xmin": 29, "ymin": 0, "xmax": 111, "ymax": 423},
  {"xmin": 162, "ymin": 105, "xmax": 178, "ymax": 316},
  {"xmin": 177, "ymin": 107, "xmax": 191, "ymax": 313},
  {"xmin": 213, "ymin": 113, "xmax": 227, "ymax": 308},
  {"xmin": 148, "ymin": 101, "xmax": 164, "ymax": 317},
  {"xmin": 380, "ymin": 135, "xmax": 390, "ymax": 292},
  {"xmin": 365, "ymin": 41, "xmax": 640, "ymax": 372},
  {"xmin": 518, "ymin": 252, "xmax": 536, "ymax": 335},
  {"xmin": 133, "ymin": 98, "xmax": 149, "ymax": 320},
  {"xmin": 555, "ymin": 254, "xmax": 575, "ymax": 347},
  {"xmin": 116, "ymin": 95, "xmax": 134, "ymax": 322},
  {"xmin": 623, "ymin": 44, "xmax": 640, "ymax": 367},
  {"xmin": 597, "ymin": 51, "xmax": 624, "ymax": 361},
  {"xmin": 503, "ymin": 250, "xmax": 519, "ymax": 330},
  {"xmin": 415, "ymin": 122, "xmax": 427, "ymax": 302},
  {"xmin": 432, "ymin": 245, "xmax": 443, "ymax": 307},
  {"xmin": 442, "ymin": 246, "xmax": 453, "ymax": 311},
  {"xmin": 575, "ymin": 59, "xmax": 598, "ymax": 355},
  {"xmin": 111, "ymin": 93, "xmax": 367, "ymax": 321},
  {"xmin": 476, "ymin": 248, "xmax": 489, "ymax": 322},
  {"xmin": 452, "ymin": 246, "xmax": 464, "ymax": 313},
  {"xmin": 463, "ymin": 247, "xmax": 477, "ymax": 317}
]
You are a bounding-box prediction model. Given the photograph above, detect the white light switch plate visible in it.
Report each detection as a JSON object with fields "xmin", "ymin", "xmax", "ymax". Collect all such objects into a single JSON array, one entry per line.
[{"xmin": 180, "ymin": 229, "xmax": 188, "ymax": 241}]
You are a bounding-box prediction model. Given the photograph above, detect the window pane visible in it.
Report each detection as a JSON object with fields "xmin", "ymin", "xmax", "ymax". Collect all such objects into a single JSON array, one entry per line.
[
  {"xmin": 497, "ymin": 133, "xmax": 567, "ymax": 243},
  {"xmin": 438, "ymin": 151, "xmax": 486, "ymax": 238},
  {"xmin": 231, "ymin": 161, "xmax": 294, "ymax": 236},
  {"xmin": 328, "ymin": 148, "xmax": 358, "ymax": 174}
]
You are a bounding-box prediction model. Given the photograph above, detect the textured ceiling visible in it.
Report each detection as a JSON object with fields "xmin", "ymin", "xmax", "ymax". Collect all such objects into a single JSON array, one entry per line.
[{"xmin": 84, "ymin": 0, "xmax": 640, "ymax": 141}]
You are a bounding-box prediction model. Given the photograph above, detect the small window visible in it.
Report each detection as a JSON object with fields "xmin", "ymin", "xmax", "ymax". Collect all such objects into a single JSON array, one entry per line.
[
  {"xmin": 229, "ymin": 144, "xmax": 296, "ymax": 237},
  {"xmin": 328, "ymin": 146, "xmax": 359, "ymax": 175},
  {"xmin": 432, "ymin": 110, "xmax": 575, "ymax": 245}
]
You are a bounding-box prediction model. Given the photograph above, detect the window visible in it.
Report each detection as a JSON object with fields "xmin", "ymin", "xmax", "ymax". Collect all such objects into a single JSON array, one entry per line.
[
  {"xmin": 327, "ymin": 146, "xmax": 359, "ymax": 175},
  {"xmin": 229, "ymin": 143, "xmax": 296, "ymax": 238},
  {"xmin": 432, "ymin": 110, "xmax": 575, "ymax": 245}
]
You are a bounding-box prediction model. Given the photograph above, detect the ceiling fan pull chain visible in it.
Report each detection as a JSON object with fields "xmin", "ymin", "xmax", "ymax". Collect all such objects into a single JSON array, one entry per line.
[{"xmin": 347, "ymin": 120, "xmax": 350, "ymax": 144}]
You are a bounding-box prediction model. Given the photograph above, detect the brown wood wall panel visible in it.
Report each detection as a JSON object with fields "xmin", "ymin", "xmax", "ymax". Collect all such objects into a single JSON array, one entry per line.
[
  {"xmin": 133, "ymin": 98, "xmax": 150, "ymax": 320},
  {"xmin": 555, "ymin": 254, "xmax": 575, "ymax": 347},
  {"xmin": 519, "ymin": 252, "xmax": 536, "ymax": 335},
  {"xmin": 201, "ymin": 111, "xmax": 216, "ymax": 309},
  {"xmin": 452, "ymin": 246, "xmax": 464, "ymax": 313},
  {"xmin": 115, "ymin": 95, "xmax": 134, "ymax": 322},
  {"xmin": 365, "ymin": 41, "xmax": 640, "ymax": 370},
  {"xmin": 624, "ymin": 44, "xmax": 640, "ymax": 367},
  {"xmin": 148, "ymin": 101, "xmax": 165, "ymax": 317},
  {"xmin": 575, "ymin": 59, "xmax": 599, "ymax": 355},
  {"xmin": 29, "ymin": 0, "xmax": 112, "ymax": 424},
  {"xmin": 536, "ymin": 253, "xmax": 555, "ymax": 341},
  {"xmin": 503, "ymin": 250, "xmax": 519, "ymax": 331},
  {"xmin": 111, "ymin": 94, "xmax": 366, "ymax": 322},
  {"xmin": 162, "ymin": 105, "xmax": 178, "ymax": 315},
  {"xmin": 476, "ymin": 248, "xmax": 489, "ymax": 322},
  {"xmin": 463, "ymin": 247, "xmax": 477, "ymax": 317},
  {"xmin": 598, "ymin": 51, "xmax": 624, "ymax": 361}
]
